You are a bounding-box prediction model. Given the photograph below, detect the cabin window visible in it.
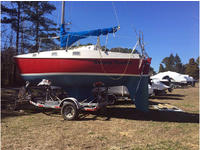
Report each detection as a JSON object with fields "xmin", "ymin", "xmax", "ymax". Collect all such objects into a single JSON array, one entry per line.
[
  {"xmin": 32, "ymin": 54, "xmax": 37, "ymax": 57},
  {"xmin": 73, "ymin": 51, "xmax": 80, "ymax": 56},
  {"xmin": 52, "ymin": 52, "xmax": 57, "ymax": 56}
]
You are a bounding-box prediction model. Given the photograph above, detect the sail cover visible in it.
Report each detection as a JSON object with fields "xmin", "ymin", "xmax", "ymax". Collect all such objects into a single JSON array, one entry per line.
[{"xmin": 60, "ymin": 24, "xmax": 119, "ymax": 48}]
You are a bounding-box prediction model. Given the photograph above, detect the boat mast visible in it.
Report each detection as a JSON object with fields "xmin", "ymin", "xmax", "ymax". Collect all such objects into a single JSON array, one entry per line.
[{"xmin": 61, "ymin": 1, "xmax": 65, "ymax": 25}]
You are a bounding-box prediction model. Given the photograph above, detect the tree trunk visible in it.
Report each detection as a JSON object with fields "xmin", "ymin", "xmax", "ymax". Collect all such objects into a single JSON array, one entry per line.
[
  {"xmin": 13, "ymin": 2, "xmax": 21, "ymax": 85},
  {"xmin": 35, "ymin": 2, "xmax": 39, "ymax": 52}
]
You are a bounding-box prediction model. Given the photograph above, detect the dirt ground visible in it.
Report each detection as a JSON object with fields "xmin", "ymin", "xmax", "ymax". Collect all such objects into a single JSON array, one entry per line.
[{"xmin": 1, "ymin": 84, "xmax": 199, "ymax": 150}]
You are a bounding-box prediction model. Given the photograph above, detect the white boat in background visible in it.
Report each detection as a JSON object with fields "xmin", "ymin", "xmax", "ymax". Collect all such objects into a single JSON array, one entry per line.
[
  {"xmin": 148, "ymin": 84, "xmax": 154, "ymax": 96},
  {"xmin": 181, "ymin": 74, "xmax": 196, "ymax": 86},
  {"xmin": 99, "ymin": 84, "xmax": 154, "ymax": 99},
  {"xmin": 151, "ymin": 71, "xmax": 195, "ymax": 87},
  {"xmin": 150, "ymin": 78, "xmax": 171, "ymax": 95}
]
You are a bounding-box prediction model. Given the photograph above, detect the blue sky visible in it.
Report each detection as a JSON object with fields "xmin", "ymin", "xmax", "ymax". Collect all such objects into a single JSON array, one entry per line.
[{"xmin": 51, "ymin": 1, "xmax": 198, "ymax": 72}]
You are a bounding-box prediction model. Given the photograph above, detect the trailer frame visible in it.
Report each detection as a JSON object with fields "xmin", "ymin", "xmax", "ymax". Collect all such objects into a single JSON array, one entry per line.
[{"xmin": 16, "ymin": 82, "xmax": 116, "ymax": 120}]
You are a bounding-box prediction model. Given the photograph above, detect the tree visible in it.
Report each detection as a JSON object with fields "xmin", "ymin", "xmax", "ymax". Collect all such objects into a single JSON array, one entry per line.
[
  {"xmin": 159, "ymin": 64, "xmax": 165, "ymax": 72},
  {"xmin": 1, "ymin": 2, "xmax": 33, "ymax": 54},
  {"xmin": 110, "ymin": 47, "xmax": 135, "ymax": 53},
  {"xmin": 1, "ymin": 2, "xmax": 24, "ymax": 85},
  {"xmin": 1, "ymin": 1, "xmax": 58, "ymax": 86},
  {"xmin": 161, "ymin": 54, "xmax": 175, "ymax": 71},
  {"xmin": 23, "ymin": 1, "xmax": 57, "ymax": 52},
  {"xmin": 174, "ymin": 54, "xmax": 185, "ymax": 73},
  {"xmin": 159, "ymin": 53, "xmax": 184, "ymax": 73},
  {"xmin": 185, "ymin": 58, "xmax": 199, "ymax": 79},
  {"xmin": 149, "ymin": 66, "xmax": 156, "ymax": 75},
  {"xmin": 196, "ymin": 56, "xmax": 199, "ymax": 66}
]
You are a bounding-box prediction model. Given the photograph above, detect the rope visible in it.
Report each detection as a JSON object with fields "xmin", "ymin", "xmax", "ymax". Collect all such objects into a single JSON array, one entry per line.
[{"xmin": 112, "ymin": 2, "xmax": 120, "ymax": 27}]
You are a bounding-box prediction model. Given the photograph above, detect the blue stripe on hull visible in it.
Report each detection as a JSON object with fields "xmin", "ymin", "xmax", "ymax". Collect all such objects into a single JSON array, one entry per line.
[{"xmin": 22, "ymin": 74, "xmax": 149, "ymax": 112}]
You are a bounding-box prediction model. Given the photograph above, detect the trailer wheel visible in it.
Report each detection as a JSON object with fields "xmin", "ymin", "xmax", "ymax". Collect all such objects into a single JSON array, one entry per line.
[
  {"xmin": 168, "ymin": 88, "xmax": 172, "ymax": 92},
  {"xmin": 61, "ymin": 102, "xmax": 78, "ymax": 120},
  {"xmin": 108, "ymin": 95, "xmax": 117, "ymax": 105}
]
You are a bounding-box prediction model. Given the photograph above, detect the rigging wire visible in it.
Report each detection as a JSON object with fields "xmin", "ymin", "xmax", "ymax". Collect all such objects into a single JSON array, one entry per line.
[
  {"xmin": 56, "ymin": 2, "xmax": 60, "ymax": 27},
  {"xmin": 112, "ymin": 1, "xmax": 120, "ymax": 27},
  {"xmin": 68, "ymin": 1, "xmax": 72, "ymax": 23},
  {"xmin": 104, "ymin": 34, "xmax": 109, "ymax": 51}
]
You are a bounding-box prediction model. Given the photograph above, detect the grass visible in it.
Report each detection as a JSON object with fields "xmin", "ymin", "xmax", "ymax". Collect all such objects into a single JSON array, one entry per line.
[
  {"xmin": 1, "ymin": 84, "xmax": 199, "ymax": 150},
  {"xmin": 131, "ymin": 140, "xmax": 190, "ymax": 150}
]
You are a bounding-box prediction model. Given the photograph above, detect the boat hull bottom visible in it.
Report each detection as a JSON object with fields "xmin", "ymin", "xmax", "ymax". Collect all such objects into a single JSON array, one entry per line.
[{"xmin": 22, "ymin": 74, "xmax": 149, "ymax": 112}]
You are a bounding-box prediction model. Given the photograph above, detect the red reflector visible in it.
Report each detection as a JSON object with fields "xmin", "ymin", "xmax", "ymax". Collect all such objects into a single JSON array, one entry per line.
[
  {"xmin": 55, "ymin": 106, "xmax": 60, "ymax": 109},
  {"xmin": 38, "ymin": 104, "xmax": 44, "ymax": 107},
  {"xmin": 147, "ymin": 58, "xmax": 152, "ymax": 64},
  {"xmin": 84, "ymin": 107, "xmax": 97, "ymax": 111}
]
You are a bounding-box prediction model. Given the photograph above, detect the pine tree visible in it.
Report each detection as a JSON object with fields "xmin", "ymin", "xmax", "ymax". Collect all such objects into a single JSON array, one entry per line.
[
  {"xmin": 196, "ymin": 56, "xmax": 199, "ymax": 65},
  {"xmin": 159, "ymin": 64, "xmax": 165, "ymax": 72},
  {"xmin": 161, "ymin": 54, "xmax": 175, "ymax": 71},
  {"xmin": 159, "ymin": 53, "xmax": 184, "ymax": 73},
  {"xmin": 149, "ymin": 66, "xmax": 156, "ymax": 75},
  {"xmin": 185, "ymin": 58, "xmax": 199, "ymax": 79},
  {"xmin": 1, "ymin": 2, "xmax": 23, "ymax": 85},
  {"xmin": 174, "ymin": 54, "xmax": 184, "ymax": 73},
  {"xmin": 23, "ymin": 1, "xmax": 57, "ymax": 52},
  {"xmin": 1, "ymin": 1, "xmax": 58, "ymax": 86}
]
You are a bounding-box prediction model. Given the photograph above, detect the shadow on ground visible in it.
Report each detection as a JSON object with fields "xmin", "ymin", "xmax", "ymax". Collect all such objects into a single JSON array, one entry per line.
[
  {"xmin": 77, "ymin": 99, "xmax": 198, "ymax": 123},
  {"xmin": 1, "ymin": 103, "xmax": 56, "ymax": 119},
  {"xmin": 149, "ymin": 94, "xmax": 185, "ymax": 100},
  {"xmin": 2, "ymin": 105, "xmax": 198, "ymax": 124},
  {"xmin": 1, "ymin": 92, "xmax": 198, "ymax": 123},
  {"xmin": 74, "ymin": 99, "xmax": 199, "ymax": 123},
  {"xmin": 97, "ymin": 107, "xmax": 199, "ymax": 123}
]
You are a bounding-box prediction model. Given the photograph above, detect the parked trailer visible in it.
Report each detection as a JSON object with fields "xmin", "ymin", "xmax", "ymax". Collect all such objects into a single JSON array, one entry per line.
[{"xmin": 16, "ymin": 81, "xmax": 116, "ymax": 120}]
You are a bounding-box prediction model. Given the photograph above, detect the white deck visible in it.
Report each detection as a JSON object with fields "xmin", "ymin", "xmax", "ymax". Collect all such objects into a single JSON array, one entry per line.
[{"xmin": 15, "ymin": 45, "xmax": 141, "ymax": 59}]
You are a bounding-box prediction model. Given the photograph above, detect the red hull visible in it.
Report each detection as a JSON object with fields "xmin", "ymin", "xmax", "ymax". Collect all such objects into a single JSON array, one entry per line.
[{"xmin": 15, "ymin": 58, "xmax": 151, "ymax": 75}]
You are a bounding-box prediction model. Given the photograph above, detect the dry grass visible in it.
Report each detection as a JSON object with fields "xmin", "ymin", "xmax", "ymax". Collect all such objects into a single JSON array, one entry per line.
[{"xmin": 1, "ymin": 84, "xmax": 199, "ymax": 150}]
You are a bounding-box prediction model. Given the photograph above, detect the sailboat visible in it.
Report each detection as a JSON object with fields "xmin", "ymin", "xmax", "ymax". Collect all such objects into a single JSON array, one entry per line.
[{"xmin": 14, "ymin": 2, "xmax": 151, "ymax": 111}]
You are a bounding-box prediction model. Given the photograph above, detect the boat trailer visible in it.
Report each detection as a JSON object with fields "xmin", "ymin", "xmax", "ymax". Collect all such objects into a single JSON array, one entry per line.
[{"xmin": 16, "ymin": 80, "xmax": 116, "ymax": 120}]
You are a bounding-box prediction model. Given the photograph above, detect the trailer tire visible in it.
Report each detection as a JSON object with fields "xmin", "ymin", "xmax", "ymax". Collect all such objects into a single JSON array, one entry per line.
[
  {"xmin": 61, "ymin": 102, "xmax": 78, "ymax": 120},
  {"xmin": 108, "ymin": 94, "xmax": 117, "ymax": 105}
]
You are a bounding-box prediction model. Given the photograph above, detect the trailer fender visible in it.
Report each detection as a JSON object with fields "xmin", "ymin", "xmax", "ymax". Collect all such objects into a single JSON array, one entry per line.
[{"xmin": 60, "ymin": 97, "xmax": 80, "ymax": 109}]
